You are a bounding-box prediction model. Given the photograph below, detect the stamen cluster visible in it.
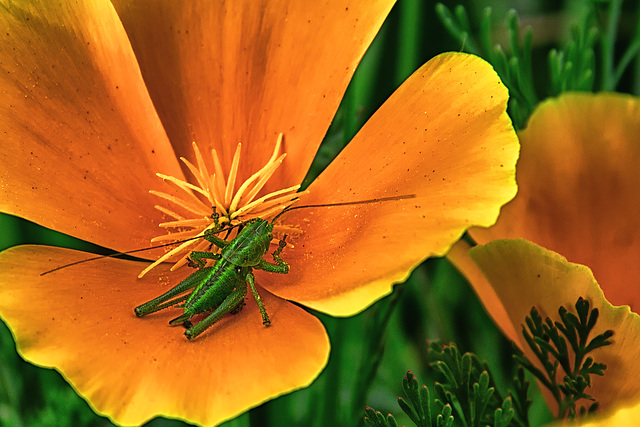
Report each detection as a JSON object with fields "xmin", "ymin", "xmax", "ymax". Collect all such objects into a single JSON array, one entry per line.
[{"xmin": 140, "ymin": 134, "xmax": 304, "ymax": 277}]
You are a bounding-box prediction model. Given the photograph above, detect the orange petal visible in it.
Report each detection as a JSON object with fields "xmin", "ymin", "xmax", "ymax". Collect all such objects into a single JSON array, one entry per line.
[
  {"xmin": 468, "ymin": 239, "xmax": 640, "ymax": 415},
  {"xmin": 110, "ymin": 0, "xmax": 397, "ymax": 190},
  {"xmin": 0, "ymin": 0, "xmax": 185, "ymax": 251},
  {"xmin": 469, "ymin": 93, "xmax": 640, "ymax": 311},
  {"xmin": 259, "ymin": 52, "xmax": 519, "ymax": 316},
  {"xmin": 0, "ymin": 246, "xmax": 329, "ymax": 426}
]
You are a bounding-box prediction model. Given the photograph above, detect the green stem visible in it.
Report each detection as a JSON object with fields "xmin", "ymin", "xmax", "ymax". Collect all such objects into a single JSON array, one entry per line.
[
  {"xmin": 615, "ymin": 40, "xmax": 640, "ymax": 85},
  {"xmin": 321, "ymin": 317, "xmax": 345, "ymax": 426},
  {"xmin": 395, "ymin": 0, "xmax": 422, "ymax": 86},
  {"xmin": 616, "ymin": 1, "xmax": 640, "ymax": 89},
  {"xmin": 351, "ymin": 290, "xmax": 402, "ymax": 423},
  {"xmin": 634, "ymin": 2, "xmax": 640, "ymax": 95},
  {"xmin": 342, "ymin": 83, "xmax": 357, "ymax": 147},
  {"xmin": 634, "ymin": 49, "xmax": 640, "ymax": 95},
  {"xmin": 600, "ymin": 0, "xmax": 622, "ymax": 90}
]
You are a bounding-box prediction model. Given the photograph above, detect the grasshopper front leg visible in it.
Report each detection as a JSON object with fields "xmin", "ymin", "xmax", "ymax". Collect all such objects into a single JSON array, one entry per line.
[
  {"xmin": 187, "ymin": 250, "xmax": 221, "ymax": 269},
  {"xmin": 246, "ymin": 236, "xmax": 286, "ymax": 327},
  {"xmin": 257, "ymin": 234, "xmax": 289, "ymax": 274}
]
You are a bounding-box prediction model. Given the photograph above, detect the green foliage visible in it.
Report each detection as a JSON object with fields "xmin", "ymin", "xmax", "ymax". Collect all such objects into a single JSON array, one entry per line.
[
  {"xmin": 364, "ymin": 371, "xmax": 454, "ymax": 427},
  {"xmin": 365, "ymin": 344, "xmax": 526, "ymax": 427},
  {"xmin": 319, "ymin": 288, "xmax": 404, "ymax": 427},
  {"xmin": 436, "ymin": 1, "xmax": 640, "ymax": 129},
  {"xmin": 365, "ymin": 296, "xmax": 614, "ymax": 426},
  {"xmin": 429, "ymin": 343, "xmax": 521, "ymax": 427},
  {"xmin": 597, "ymin": 0, "xmax": 640, "ymax": 91},
  {"xmin": 509, "ymin": 366, "xmax": 533, "ymax": 427},
  {"xmin": 547, "ymin": 21, "xmax": 598, "ymax": 95},
  {"xmin": 515, "ymin": 297, "xmax": 613, "ymax": 419},
  {"xmin": 364, "ymin": 407, "xmax": 400, "ymax": 427}
]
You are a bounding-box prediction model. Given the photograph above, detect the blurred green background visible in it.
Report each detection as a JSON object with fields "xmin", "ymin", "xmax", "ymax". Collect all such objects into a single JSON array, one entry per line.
[{"xmin": 2, "ymin": 0, "xmax": 639, "ymax": 426}]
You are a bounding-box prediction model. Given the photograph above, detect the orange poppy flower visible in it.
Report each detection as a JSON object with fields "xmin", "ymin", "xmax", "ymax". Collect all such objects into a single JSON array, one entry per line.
[
  {"xmin": 448, "ymin": 93, "xmax": 640, "ymax": 422},
  {"xmin": 0, "ymin": 1, "xmax": 518, "ymax": 425}
]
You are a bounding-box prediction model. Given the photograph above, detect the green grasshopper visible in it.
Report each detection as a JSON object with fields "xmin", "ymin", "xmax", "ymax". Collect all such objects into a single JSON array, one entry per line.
[
  {"xmin": 42, "ymin": 194, "xmax": 414, "ymax": 340},
  {"xmin": 133, "ymin": 208, "xmax": 288, "ymax": 340}
]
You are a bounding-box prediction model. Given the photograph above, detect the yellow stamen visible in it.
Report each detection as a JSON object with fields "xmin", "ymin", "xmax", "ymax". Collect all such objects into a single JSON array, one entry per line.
[
  {"xmin": 155, "ymin": 175, "xmax": 212, "ymax": 215},
  {"xmin": 210, "ymin": 148, "xmax": 227, "ymax": 203},
  {"xmin": 224, "ymin": 144, "xmax": 242, "ymax": 206},
  {"xmin": 154, "ymin": 205, "xmax": 185, "ymax": 221},
  {"xmin": 149, "ymin": 190, "xmax": 211, "ymax": 217},
  {"xmin": 229, "ymin": 133, "xmax": 284, "ymax": 211},
  {"xmin": 141, "ymin": 133, "xmax": 304, "ymax": 278},
  {"xmin": 138, "ymin": 230, "xmax": 206, "ymax": 278},
  {"xmin": 192, "ymin": 142, "xmax": 211, "ymax": 193},
  {"xmin": 232, "ymin": 184, "xmax": 301, "ymax": 219},
  {"xmin": 156, "ymin": 173, "xmax": 211, "ymax": 199}
]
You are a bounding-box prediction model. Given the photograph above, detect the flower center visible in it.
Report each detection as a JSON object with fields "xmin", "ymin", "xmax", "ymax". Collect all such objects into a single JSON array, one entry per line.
[{"xmin": 138, "ymin": 133, "xmax": 304, "ymax": 278}]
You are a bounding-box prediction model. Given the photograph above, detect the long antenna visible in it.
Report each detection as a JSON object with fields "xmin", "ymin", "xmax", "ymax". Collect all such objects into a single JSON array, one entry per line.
[
  {"xmin": 271, "ymin": 194, "xmax": 416, "ymax": 223},
  {"xmin": 41, "ymin": 194, "xmax": 416, "ymax": 276},
  {"xmin": 39, "ymin": 231, "xmax": 230, "ymax": 276}
]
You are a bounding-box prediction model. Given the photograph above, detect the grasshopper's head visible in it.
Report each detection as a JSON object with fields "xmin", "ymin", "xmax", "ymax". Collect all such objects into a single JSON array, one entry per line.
[{"xmin": 223, "ymin": 218, "xmax": 274, "ymax": 267}]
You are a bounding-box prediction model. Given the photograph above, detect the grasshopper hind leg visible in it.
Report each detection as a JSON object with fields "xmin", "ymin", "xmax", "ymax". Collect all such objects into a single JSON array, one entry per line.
[
  {"xmin": 184, "ymin": 286, "xmax": 247, "ymax": 340},
  {"xmin": 230, "ymin": 299, "xmax": 246, "ymax": 314},
  {"xmin": 171, "ymin": 299, "xmax": 245, "ymax": 331}
]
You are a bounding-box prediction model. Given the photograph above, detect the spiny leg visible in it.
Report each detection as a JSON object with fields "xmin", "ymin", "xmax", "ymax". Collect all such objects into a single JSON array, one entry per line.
[
  {"xmin": 257, "ymin": 234, "xmax": 289, "ymax": 274},
  {"xmin": 246, "ymin": 272, "xmax": 270, "ymax": 326},
  {"xmin": 184, "ymin": 286, "xmax": 247, "ymax": 340},
  {"xmin": 187, "ymin": 251, "xmax": 221, "ymax": 269},
  {"xmin": 134, "ymin": 267, "xmax": 213, "ymax": 317}
]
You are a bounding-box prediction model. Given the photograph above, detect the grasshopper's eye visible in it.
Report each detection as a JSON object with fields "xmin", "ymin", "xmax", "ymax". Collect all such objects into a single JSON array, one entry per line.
[{"xmin": 235, "ymin": 266, "xmax": 242, "ymax": 274}]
